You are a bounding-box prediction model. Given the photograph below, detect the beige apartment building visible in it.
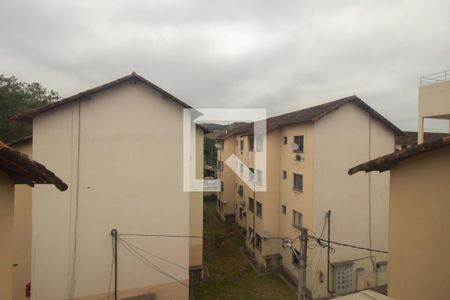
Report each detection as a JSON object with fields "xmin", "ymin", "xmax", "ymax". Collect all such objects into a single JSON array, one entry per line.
[
  {"xmin": 0, "ymin": 140, "xmax": 67, "ymax": 300},
  {"xmin": 14, "ymin": 73, "xmax": 204, "ymax": 300},
  {"xmin": 217, "ymin": 96, "xmax": 401, "ymax": 299},
  {"xmin": 349, "ymin": 137, "xmax": 450, "ymax": 300}
]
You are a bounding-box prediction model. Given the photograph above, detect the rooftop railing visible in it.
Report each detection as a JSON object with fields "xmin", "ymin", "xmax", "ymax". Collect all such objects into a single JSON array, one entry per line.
[{"xmin": 420, "ymin": 69, "xmax": 450, "ymax": 86}]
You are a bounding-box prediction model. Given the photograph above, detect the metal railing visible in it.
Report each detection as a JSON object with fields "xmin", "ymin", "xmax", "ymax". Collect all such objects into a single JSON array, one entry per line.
[{"xmin": 420, "ymin": 69, "xmax": 450, "ymax": 86}]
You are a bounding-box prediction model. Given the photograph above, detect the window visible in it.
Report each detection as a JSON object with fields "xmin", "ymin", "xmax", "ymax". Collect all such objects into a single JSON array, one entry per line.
[
  {"xmin": 221, "ymin": 181, "xmax": 224, "ymax": 192},
  {"xmin": 239, "ymin": 163, "xmax": 244, "ymax": 176},
  {"xmin": 282, "ymin": 170, "xmax": 287, "ymax": 179},
  {"xmin": 293, "ymin": 210, "xmax": 302, "ymax": 229},
  {"xmin": 256, "ymin": 169, "xmax": 263, "ymax": 185},
  {"xmin": 293, "ymin": 173, "xmax": 303, "ymax": 191},
  {"xmin": 283, "ymin": 136, "xmax": 288, "ymax": 144},
  {"xmin": 249, "ymin": 135, "xmax": 254, "ymax": 151},
  {"xmin": 248, "ymin": 197, "xmax": 255, "ymax": 212},
  {"xmin": 255, "ymin": 233, "xmax": 262, "ymax": 251},
  {"xmin": 292, "ymin": 248, "xmax": 300, "ymax": 266},
  {"xmin": 255, "ymin": 136, "xmax": 263, "ymax": 152},
  {"xmin": 239, "ymin": 207, "xmax": 244, "ymax": 220},
  {"xmin": 293, "ymin": 135, "xmax": 304, "ymax": 153},
  {"xmin": 249, "ymin": 168, "xmax": 255, "ymax": 182},
  {"xmin": 240, "ymin": 139, "xmax": 244, "ymax": 152},
  {"xmin": 218, "ymin": 160, "xmax": 224, "ymax": 170},
  {"xmin": 238, "ymin": 185, "xmax": 243, "ymax": 197},
  {"xmin": 256, "ymin": 201, "xmax": 262, "ymax": 217},
  {"xmin": 247, "ymin": 227, "xmax": 254, "ymax": 240},
  {"xmin": 281, "ymin": 205, "xmax": 287, "ymax": 215}
]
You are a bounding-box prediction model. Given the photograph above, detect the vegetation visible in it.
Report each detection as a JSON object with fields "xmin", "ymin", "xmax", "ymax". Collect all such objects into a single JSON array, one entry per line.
[
  {"xmin": 194, "ymin": 197, "xmax": 295, "ymax": 300},
  {"xmin": 0, "ymin": 75, "xmax": 59, "ymax": 142}
]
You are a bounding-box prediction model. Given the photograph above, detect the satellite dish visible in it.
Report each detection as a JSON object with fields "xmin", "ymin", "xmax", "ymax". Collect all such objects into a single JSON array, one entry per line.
[
  {"xmin": 214, "ymin": 143, "xmax": 221, "ymax": 149},
  {"xmin": 290, "ymin": 142, "xmax": 299, "ymax": 151}
]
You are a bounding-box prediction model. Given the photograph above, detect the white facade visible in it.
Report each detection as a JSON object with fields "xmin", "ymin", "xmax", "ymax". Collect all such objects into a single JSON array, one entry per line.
[{"xmin": 31, "ymin": 81, "xmax": 198, "ymax": 300}]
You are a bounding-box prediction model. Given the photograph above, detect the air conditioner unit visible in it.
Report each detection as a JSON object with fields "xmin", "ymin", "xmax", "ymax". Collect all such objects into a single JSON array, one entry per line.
[
  {"xmin": 295, "ymin": 154, "xmax": 302, "ymax": 161},
  {"xmin": 263, "ymin": 230, "xmax": 271, "ymax": 239}
]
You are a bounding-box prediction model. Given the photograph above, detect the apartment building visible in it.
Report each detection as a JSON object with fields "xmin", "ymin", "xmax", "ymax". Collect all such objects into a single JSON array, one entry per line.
[
  {"xmin": 13, "ymin": 73, "xmax": 204, "ymax": 300},
  {"xmin": 350, "ymin": 137, "xmax": 450, "ymax": 300},
  {"xmin": 216, "ymin": 96, "xmax": 401, "ymax": 299}
]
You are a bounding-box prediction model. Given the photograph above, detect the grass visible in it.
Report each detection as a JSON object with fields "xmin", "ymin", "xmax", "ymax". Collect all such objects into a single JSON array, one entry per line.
[{"xmin": 193, "ymin": 198, "xmax": 296, "ymax": 300}]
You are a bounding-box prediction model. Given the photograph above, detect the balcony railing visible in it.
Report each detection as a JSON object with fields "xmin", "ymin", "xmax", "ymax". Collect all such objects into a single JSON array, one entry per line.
[{"xmin": 420, "ymin": 69, "xmax": 450, "ymax": 86}]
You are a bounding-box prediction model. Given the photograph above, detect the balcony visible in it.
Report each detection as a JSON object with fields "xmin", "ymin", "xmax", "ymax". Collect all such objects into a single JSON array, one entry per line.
[{"xmin": 418, "ymin": 70, "xmax": 450, "ymax": 143}]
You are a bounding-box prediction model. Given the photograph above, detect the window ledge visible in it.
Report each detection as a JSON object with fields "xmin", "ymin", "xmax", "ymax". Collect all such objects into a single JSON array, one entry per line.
[{"xmin": 292, "ymin": 188, "xmax": 303, "ymax": 193}]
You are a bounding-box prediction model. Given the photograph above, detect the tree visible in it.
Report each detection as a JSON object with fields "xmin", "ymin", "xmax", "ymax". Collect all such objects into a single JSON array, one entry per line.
[{"xmin": 0, "ymin": 75, "xmax": 59, "ymax": 143}]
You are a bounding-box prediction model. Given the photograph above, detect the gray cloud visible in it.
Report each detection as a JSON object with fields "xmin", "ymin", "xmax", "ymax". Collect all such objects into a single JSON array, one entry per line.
[{"xmin": 1, "ymin": 0, "xmax": 449, "ymax": 131}]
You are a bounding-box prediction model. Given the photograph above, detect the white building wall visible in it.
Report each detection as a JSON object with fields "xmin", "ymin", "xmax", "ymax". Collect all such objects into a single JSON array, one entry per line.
[
  {"xmin": 311, "ymin": 103, "xmax": 393, "ymax": 298},
  {"xmin": 32, "ymin": 82, "xmax": 190, "ymax": 300}
]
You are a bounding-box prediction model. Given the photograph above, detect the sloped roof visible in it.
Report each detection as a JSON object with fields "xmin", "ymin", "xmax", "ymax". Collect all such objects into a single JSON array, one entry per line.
[
  {"xmin": 395, "ymin": 131, "xmax": 449, "ymax": 145},
  {"xmin": 13, "ymin": 72, "xmax": 193, "ymax": 122},
  {"xmin": 349, "ymin": 136, "xmax": 450, "ymax": 174},
  {"xmin": 0, "ymin": 141, "xmax": 68, "ymax": 191},
  {"xmin": 218, "ymin": 96, "xmax": 402, "ymax": 139}
]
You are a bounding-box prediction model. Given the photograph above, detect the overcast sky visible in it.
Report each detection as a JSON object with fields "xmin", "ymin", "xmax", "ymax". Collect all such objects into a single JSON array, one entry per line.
[{"xmin": 1, "ymin": 0, "xmax": 449, "ymax": 131}]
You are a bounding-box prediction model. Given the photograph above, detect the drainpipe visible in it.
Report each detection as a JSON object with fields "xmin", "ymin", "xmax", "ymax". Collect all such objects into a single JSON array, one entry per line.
[{"xmin": 327, "ymin": 210, "xmax": 333, "ymax": 294}]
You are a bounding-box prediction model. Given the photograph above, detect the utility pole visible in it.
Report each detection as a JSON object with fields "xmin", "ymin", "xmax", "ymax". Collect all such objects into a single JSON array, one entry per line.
[{"xmin": 298, "ymin": 227, "xmax": 308, "ymax": 300}]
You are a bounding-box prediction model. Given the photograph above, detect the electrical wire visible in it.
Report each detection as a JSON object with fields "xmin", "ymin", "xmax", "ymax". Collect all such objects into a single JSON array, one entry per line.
[
  {"xmin": 308, "ymin": 236, "xmax": 388, "ymax": 254},
  {"xmin": 119, "ymin": 237, "xmax": 189, "ymax": 271},
  {"xmin": 119, "ymin": 233, "xmax": 203, "ymax": 238},
  {"xmin": 118, "ymin": 239, "xmax": 189, "ymax": 288}
]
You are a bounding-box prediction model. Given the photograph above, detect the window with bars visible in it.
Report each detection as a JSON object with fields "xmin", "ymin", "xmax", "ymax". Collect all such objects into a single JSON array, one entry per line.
[
  {"xmin": 238, "ymin": 185, "xmax": 243, "ymax": 197},
  {"xmin": 282, "ymin": 170, "xmax": 287, "ymax": 179},
  {"xmin": 248, "ymin": 197, "xmax": 255, "ymax": 212},
  {"xmin": 255, "ymin": 233, "xmax": 262, "ymax": 251},
  {"xmin": 256, "ymin": 201, "xmax": 262, "ymax": 217},
  {"xmin": 281, "ymin": 205, "xmax": 287, "ymax": 215},
  {"xmin": 293, "ymin": 210, "xmax": 302, "ymax": 229},
  {"xmin": 293, "ymin": 135, "xmax": 304, "ymax": 153},
  {"xmin": 293, "ymin": 173, "xmax": 303, "ymax": 191}
]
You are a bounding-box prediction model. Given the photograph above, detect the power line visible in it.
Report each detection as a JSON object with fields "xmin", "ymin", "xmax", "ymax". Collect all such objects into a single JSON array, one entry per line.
[
  {"xmin": 119, "ymin": 237, "xmax": 189, "ymax": 271},
  {"xmin": 118, "ymin": 239, "xmax": 189, "ymax": 288},
  {"xmin": 308, "ymin": 236, "xmax": 388, "ymax": 254},
  {"xmin": 119, "ymin": 233, "xmax": 203, "ymax": 238}
]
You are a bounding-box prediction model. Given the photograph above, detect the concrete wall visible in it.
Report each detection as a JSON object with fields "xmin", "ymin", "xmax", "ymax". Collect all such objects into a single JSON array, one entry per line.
[
  {"xmin": 419, "ymin": 80, "xmax": 450, "ymax": 118},
  {"xmin": 418, "ymin": 80, "xmax": 450, "ymax": 143},
  {"xmin": 0, "ymin": 172, "xmax": 15, "ymax": 300},
  {"xmin": 31, "ymin": 82, "xmax": 191, "ymax": 299},
  {"xmin": 12, "ymin": 141, "xmax": 32, "ymax": 300},
  {"xmin": 389, "ymin": 147, "xmax": 450, "ymax": 300},
  {"xmin": 312, "ymin": 103, "xmax": 393, "ymax": 298}
]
